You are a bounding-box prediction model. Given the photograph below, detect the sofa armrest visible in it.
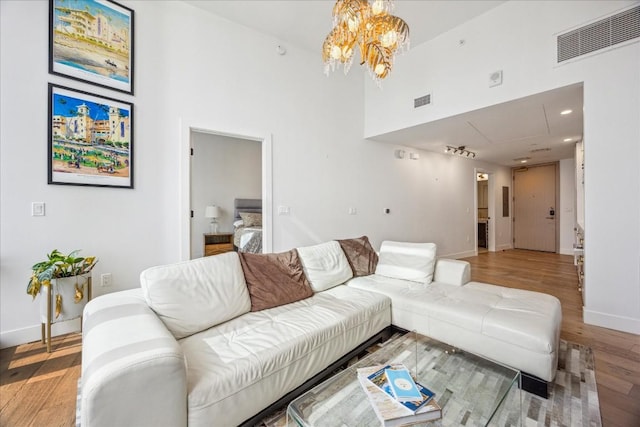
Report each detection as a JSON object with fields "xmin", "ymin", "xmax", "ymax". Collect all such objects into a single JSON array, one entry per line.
[
  {"xmin": 433, "ymin": 259, "xmax": 471, "ymax": 286},
  {"xmin": 80, "ymin": 289, "xmax": 187, "ymax": 427}
]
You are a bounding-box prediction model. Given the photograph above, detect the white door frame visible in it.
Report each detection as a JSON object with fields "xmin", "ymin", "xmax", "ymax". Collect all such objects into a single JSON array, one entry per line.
[{"xmin": 179, "ymin": 118, "xmax": 273, "ymax": 261}]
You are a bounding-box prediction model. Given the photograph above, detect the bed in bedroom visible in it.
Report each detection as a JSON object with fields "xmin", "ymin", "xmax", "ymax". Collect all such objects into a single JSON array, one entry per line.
[{"xmin": 233, "ymin": 198, "xmax": 263, "ymax": 253}]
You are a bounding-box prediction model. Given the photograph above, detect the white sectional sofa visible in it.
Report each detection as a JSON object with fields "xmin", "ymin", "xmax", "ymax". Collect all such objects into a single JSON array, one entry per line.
[{"xmin": 78, "ymin": 238, "xmax": 561, "ymax": 427}]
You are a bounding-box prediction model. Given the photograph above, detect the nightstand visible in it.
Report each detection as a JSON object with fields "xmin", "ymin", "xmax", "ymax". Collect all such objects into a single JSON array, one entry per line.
[{"xmin": 203, "ymin": 232, "xmax": 234, "ymax": 256}]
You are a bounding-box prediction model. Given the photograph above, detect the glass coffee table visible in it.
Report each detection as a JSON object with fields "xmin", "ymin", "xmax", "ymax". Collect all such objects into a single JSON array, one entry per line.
[{"xmin": 287, "ymin": 332, "xmax": 521, "ymax": 426}]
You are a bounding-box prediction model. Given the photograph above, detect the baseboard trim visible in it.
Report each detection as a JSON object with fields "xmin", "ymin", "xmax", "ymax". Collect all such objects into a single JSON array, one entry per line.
[
  {"xmin": 440, "ymin": 250, "xmax": 477, "ymax": 260},
  {"xmin": 0, "ymin": 319, "xmax": 81, "ymax": 350},
  {"xmin": 583, "ymin": 308, "xmax": 640, "ymax": 335},
  {"xmin": 496, "ymin": 243, "xmax": 513, "ymax": 251}
]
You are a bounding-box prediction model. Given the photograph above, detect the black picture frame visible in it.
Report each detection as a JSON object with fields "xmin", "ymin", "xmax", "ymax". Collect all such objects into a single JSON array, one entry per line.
[
  {"xmin": 48, "ymin": 83, "xmax": 134, "ymax": 188},
  {"xmin": 49, "ymin": 0, "xmax": 134, "ymax": 94}
]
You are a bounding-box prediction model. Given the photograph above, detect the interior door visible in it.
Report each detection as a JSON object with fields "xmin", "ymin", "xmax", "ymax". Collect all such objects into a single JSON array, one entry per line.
[{"xmin": 513, "ymin": 164, "xmax": 557, "ymax": 252}]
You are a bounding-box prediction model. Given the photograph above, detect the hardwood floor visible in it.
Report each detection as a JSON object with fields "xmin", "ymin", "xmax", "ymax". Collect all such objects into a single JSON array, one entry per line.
[
  {"xmin": 1, "ymin": 250, "xmax": 638, "ymax": 426},
  {"xmin": 1, "ymin": 333, "xmax": 81, "ymax": 427},
  {"xmin": 463, "ymin": 249, "xmax": 640, "ymax": 427}
]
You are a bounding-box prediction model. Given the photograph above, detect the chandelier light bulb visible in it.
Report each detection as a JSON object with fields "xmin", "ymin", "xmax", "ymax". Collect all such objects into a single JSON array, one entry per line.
[
  {"xmin": 374, "ymin": 63, "xmax": 386, "ymax": 75},
  {"xmin": 331, "ymin": 45, "xmax": 342, "ymax": 59},
  {"xmin": 372, "ymin": 0, "xmax": 384, "ymax": 15},
  {"xmin": 381, "ymin": 30, "xmax": 398, "ymax": 48}
]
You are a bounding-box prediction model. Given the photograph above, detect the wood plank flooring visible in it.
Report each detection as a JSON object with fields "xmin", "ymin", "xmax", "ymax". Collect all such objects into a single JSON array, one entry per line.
[
  {"xmin": 462, "ymin": 249, "xmax": 640, "ymax": 427},
  {"xmin": 1, "ymin": 250, "xmax": 638, "ymax": 426}
]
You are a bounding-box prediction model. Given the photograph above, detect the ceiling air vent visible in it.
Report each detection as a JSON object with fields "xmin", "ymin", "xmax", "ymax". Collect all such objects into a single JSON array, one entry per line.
[
  {"xmin": 530, "ymin": 148, "xmax": 551, "ymax": 153},
  {"xmin": 414, "ymin": 93, "xmax": 432, "ymax": 108},
  {"xmin": 557, "ymin": 5, "xmax": 640, "ymax": 63}
]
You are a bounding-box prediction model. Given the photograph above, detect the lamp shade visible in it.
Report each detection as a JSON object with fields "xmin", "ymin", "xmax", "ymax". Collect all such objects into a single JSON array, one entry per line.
[{"xmin": 205, "ymin": 205, "xmax": 220, "ymax": 219}]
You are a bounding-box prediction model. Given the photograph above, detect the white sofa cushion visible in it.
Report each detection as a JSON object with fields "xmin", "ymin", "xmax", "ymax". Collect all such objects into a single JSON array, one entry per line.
[
  {"xmin": 296, "ymin": 241, "xmax": 353, "ymax": 292},
  {"xmin": 375, "ymin": 241, "xmax": 437, "ymax": 284},
  {"xmin": 347, "ymin": 275, "xmax": 561, "ymax": 381},
  {"xmin": 141, "ymin": 252, "xmax": 251, "ymax": 339},
  {"xmin": 180, "ymin": 285, "xmax": 390, "ymax": 427}
]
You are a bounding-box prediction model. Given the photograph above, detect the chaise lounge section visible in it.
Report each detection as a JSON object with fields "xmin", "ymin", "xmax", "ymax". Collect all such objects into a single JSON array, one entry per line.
[{"xmin": 348, "ymin": 241, "xmax": 562, "ymax": 392}]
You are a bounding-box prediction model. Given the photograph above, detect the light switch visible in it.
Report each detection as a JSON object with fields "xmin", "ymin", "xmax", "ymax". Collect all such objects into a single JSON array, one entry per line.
[
  {"xmin": 32, "ymin": 202, "xmax": 45, "ymax": 216},
  {"xmin": 278, "ymin": 206, "xmax": 290, "ymax": 215}
]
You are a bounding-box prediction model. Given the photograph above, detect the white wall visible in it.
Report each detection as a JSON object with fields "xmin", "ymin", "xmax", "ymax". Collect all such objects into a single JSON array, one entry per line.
[
  {"xmin": 364, "ymin": 0, "xmax": 640, "ymax": 334},
  {"xmin": 0, "ymin": 1, "xmax": 504, "ymax": 347},
  {"xmin": 190, "ymin": 133, "xmax": 261, "ymax": 258},
  {"xmin": 559, "ymin": 158, "xmax": 576, "ymax": 255}
]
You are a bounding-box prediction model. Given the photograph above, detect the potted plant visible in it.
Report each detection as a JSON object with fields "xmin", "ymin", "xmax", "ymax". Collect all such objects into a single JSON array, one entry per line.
[{"xmin": 27, "ymin": 249, "xmax": 98, "ymax": 329}]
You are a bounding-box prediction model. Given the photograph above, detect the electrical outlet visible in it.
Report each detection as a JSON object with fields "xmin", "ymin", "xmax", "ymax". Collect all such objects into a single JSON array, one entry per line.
[{"xmin": 101, "ymin": 273, "xmax": 112, "ymax": 287}]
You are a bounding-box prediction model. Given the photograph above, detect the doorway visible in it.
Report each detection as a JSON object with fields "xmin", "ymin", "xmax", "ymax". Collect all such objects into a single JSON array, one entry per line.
[
  {"xmin": 190, "ymin": 132, "xmax": 262, "ymax": 258},
  {"xmin": 477, "ymin": 172, "xmax": 489, "ymax": 253},
  {"xmin": 513, "ymin": 163, "xmax": 558, "ymax": 252},
  {"xmin": 179, "ymin": 120, "xmax": 272, "ymax": 261}
]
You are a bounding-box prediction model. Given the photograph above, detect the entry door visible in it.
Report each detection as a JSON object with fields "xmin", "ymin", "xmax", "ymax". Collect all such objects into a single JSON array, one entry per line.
[{"xmin": 513, "ymin": 164, "xmax": 557, "ymax": 252}]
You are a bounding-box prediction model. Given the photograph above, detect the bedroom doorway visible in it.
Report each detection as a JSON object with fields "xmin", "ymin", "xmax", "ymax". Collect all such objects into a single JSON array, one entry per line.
[
  {"xmin": 179, "ymin": 120, "xmax": 272, "ymax": 261},
  {"xmin": 190, "ymin": 132, "xmax": 262, "ymax": 258}
]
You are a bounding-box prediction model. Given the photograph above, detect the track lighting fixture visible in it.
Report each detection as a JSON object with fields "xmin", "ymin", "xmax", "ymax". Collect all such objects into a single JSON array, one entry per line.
[{"xmin": 445, "ymin": 145, "xmax": 476, "ymax": 159}]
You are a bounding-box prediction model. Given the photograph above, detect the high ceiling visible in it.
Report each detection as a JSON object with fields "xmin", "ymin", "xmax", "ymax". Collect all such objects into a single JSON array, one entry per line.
[
  {"xmin": 183, "ymin": 1, "xmax": 507, "ymax": 53},
  {"xmin": 183, "ymin": 0, "xmax": 583, "ymax": 167}
]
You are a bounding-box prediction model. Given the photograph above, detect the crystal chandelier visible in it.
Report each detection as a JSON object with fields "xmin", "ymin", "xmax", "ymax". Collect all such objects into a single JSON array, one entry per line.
[{"xmin": 322, "ymin": 0, "xmax": 410, "ymax": 83}]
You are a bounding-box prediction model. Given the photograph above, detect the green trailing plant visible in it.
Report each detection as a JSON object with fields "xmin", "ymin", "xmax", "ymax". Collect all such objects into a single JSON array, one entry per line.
[{"xmin": 27, "ymin": 249, "xmax": 98, "ymax": 318}]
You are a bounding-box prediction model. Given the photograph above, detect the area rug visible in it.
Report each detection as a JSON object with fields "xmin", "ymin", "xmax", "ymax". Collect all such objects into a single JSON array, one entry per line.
[{"xmin": 259, "ymin": 338, "xmax": 601, "ymax": 427}]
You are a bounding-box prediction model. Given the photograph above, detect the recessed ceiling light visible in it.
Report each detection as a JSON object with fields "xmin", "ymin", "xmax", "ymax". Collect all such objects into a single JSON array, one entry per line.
[
  {"xmin": 521, "ymin": 160, "xmax": 527, "ymax": 163},
  {"xmin": 563, "ymin": 138, "xmax": 572, "ymax": 142},
  {"xmin": 560, "ymin": 109, "xmax": 573, "ymax": 115}
]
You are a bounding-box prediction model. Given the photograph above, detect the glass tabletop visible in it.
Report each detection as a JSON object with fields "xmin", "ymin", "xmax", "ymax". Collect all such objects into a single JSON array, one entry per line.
[{"xmin": 287, "ymin": 331, "xmax": 521, "ymax": 426}]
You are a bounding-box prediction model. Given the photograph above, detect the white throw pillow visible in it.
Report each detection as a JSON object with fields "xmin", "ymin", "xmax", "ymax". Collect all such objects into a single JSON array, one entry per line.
[
  {"xmin": 141, "ymin": 252, "xmax": 251, "ymax": 339},
  {"xmin": 296, "ymin": 241, "xmax": 353, "ymax": 292},
  {"xmin": 375, "ymin": 241, "xmax": 437, "ymax": 284}
]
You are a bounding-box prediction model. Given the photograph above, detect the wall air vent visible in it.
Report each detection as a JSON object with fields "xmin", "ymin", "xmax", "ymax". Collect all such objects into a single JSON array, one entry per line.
[
  {"xmin": 414, "ymin": 93, "xmax": 432, "ymax": 108},
  {"xmin": 557, "ymin": 5, "xmax": 640, "ymax": 63}
]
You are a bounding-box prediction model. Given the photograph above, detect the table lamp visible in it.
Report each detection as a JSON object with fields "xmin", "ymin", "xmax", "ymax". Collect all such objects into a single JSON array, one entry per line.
[{"xmin": 205, "ymin": 205, "xmax": 221, "ymax": 234}]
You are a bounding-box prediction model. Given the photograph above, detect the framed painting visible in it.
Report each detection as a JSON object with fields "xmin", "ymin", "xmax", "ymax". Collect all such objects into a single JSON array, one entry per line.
[
  {"xmin": 49, "ymin": 0, "xmax": 134, "ymax": 94},
  {"xmin": 48, "ymin": 84, "xmax": 134, "ymax": 188}
]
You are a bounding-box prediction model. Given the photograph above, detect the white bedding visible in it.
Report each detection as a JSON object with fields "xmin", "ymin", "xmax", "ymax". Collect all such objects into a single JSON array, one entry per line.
[{"xmin": 234, "ymin": 226, "xmax": 262, "ymax": 253}]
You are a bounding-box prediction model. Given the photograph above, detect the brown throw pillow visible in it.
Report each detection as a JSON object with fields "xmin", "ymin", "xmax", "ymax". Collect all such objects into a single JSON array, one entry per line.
[
  {"xmin": 239, "ymin": 249, "xmax": 313, "ymax": 311},
  {"xmin": 337, "ymin": 236, "xmax": 379, "ymax": 277}
]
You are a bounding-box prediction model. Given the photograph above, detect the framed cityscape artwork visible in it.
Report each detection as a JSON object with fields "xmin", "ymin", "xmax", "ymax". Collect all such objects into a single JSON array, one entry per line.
[
  {"xmin": 48, "ymin": 84, "xmax": 134, "ymax": 188},
  {"xmin": 49, "ymin": 0, "xmax": 134, "ymax": 94}
]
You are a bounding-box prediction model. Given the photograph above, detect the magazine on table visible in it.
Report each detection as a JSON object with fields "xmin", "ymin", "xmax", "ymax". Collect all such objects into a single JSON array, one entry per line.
[
  {"xmin": 364, "ymin": 364, "xmax": 435, "ymax": 412},
  {"xmin": 357, "ymin": 365, "xmax": 441, "ymax": 426}
]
